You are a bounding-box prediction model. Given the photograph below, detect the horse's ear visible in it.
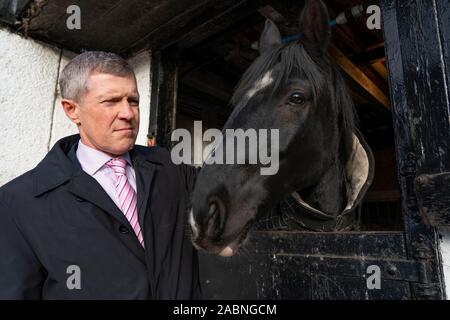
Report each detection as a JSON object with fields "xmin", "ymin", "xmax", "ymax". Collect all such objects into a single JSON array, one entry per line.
[
  {"xmin": 299, "ymin": 0, "xmax": 330, "ymax": 55},
  {"xmin": 259, "ymin": 19, "xmax": 282, "ymax": 54}
]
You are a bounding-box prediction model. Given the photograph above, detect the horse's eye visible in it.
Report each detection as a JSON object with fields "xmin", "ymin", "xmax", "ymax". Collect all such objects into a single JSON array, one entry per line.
[{"xmin": 288, "ymin": 92, "xmax": 306, "ymax": 106}]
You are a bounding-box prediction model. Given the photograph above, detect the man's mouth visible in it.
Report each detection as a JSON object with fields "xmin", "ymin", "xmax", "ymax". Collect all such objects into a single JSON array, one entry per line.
[{"xmin": 115, "ymin": 127, "xmax": 134, "ymax": 132}]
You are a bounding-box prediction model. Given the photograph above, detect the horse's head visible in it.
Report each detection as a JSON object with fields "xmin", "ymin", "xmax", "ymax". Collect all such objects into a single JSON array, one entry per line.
[{"xmin": 190, "ymin": 0, "xmax": 357, "ymax": 256}]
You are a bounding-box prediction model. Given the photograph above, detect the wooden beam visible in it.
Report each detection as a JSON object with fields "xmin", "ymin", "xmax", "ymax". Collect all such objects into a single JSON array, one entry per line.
[
  {"xmin": 326, "ymin": 6, "xmax": 366, "ymax": 54},
  {"xmin": 257, "ymin": 4, "xmax": 302, "ymax": 35},
  {"xmin": 372, "ymin": 62, "xmax": 389, "ymax": 81},
  {"xmin": 329, "ymin": 45, "xmax": 391, "ymax": 110},
  {"xmin": 351, "ymin": 46, "xmax": 386, "ymax": 65},
  {"xmin": 121, "ymin": 0, "xmax": 266, "ymax": 55},
  {"xmin": 257, "ymin": 5, "xmax": 286, "ymax": 24},
  {"xmin": 173, "ymin": 0, "xmax": 266, "ymax": 52},
  {"xmin": 120, "ymin": 0, "xmax": 240, "ymax": 55},
  {"xmin": 359, "ymin": 64, "xmax": 389, "ymax": 94}
]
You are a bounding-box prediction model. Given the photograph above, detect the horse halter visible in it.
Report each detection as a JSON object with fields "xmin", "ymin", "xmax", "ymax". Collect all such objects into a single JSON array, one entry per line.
[{"xmin": 256, "ymin": 130, "xmax": 375, "ymax": 232}]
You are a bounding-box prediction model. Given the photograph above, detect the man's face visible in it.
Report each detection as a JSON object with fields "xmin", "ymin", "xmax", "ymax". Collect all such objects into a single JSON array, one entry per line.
[{"xmin": 76, "ymin": 72, "xmax": 140, "ymax": 156}]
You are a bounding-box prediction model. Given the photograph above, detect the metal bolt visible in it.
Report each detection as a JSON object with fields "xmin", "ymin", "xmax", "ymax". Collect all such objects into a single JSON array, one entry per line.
[{"xmin": 386, "ymin": 265, "xmax": 398, "ymax": 276}]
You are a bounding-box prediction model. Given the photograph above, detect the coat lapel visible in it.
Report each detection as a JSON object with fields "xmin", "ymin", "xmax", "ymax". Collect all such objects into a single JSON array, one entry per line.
[
  {"xmin": 129, "ymin": 146, "xmax": 163, "ymax": 295},
  {"xmin": 66, "ymin": 144, "xmax": 146, "ymax": 264},
  {"xmin": 132, "ymin": 158, "xmax": 156, "ymax": 231},
  {"xmin": 67, "ymin": 171, "xmax": 130, "ymax": 227}
]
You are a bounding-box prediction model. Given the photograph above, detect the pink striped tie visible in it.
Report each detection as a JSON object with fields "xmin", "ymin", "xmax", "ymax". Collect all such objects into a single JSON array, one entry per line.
[{"xmin": 106, "ymin": 157, "xmax": 144, "ymax": 248}]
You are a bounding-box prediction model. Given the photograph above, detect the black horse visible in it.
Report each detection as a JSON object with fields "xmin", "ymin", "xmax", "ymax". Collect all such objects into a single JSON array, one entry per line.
[{"xmin": 190, "ymin": 0, "xmax": 374, "ymax": 256}]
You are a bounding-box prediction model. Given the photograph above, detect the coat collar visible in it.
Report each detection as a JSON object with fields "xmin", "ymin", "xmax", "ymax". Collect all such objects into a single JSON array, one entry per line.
[
  {"xmin": 33, "ymin": 134, "xmax": 164, "ymax": 197},
  {"xmin": 75, "ymin": 139, "xmax": 133, "ymax": 176}
]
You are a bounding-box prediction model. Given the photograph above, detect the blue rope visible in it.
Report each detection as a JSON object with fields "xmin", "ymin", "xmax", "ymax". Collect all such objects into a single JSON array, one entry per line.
[
  {"xmin": 281, "ymin": 19, "xmax": 337, "ymax": 44},
  {"xmin": 281, "ymin": 34, "xmax": 303, "ymax": 43}
]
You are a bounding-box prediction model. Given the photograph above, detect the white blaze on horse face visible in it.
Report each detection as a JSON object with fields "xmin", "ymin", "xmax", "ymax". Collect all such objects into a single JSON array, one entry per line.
[
  {"xmin": 246, "ymin": 70, "xmax": 274, "ymax": 99},
  {"xmin": 189, "ymin": 209, "xmax": 199, "ymax": 239}
]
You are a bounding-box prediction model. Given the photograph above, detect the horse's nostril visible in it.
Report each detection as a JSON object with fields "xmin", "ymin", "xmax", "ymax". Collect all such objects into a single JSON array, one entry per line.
[
  {"xmin": 208, "ymin": 202, "xmax": 217, "ymax": 216},
  {"xmin": 204, "ymin": 198, "xmax": 226, "ymax": 239}
]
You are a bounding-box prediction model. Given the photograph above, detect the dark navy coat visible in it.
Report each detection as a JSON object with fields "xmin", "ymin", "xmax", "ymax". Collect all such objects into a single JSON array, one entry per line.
[{"xmin": 0, "ymin": 134, "xmax": 201, "ymax": 299}]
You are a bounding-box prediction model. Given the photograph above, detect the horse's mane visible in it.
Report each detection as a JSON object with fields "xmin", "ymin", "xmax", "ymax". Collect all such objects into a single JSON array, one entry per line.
[{"xmin": 229, "ymin": 42, "xmax": 356, "ymax": 151}]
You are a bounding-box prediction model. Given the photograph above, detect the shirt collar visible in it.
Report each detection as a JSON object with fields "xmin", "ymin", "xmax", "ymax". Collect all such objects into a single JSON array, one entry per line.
[{"xmin": 76, "ymin": 139, "xmax": 133, "ymax": 175}]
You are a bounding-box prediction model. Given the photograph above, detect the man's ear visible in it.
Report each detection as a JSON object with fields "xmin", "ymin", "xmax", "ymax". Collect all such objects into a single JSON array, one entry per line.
[
  {"xmin": 61, "ymin": 98, "xmax": 81, "ymax": 126},
  {"xmin": 259, "ymin": 19, "xmax": 282, "ymax": 55},
  {"xmin": 299, "ymin": 0, "xmax": 330, "ymax": 56}
]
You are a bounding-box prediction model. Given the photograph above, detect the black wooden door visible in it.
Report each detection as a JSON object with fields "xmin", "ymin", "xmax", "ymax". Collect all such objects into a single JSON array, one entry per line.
[
  {"xmin": 199, "ymin": 231, "xmax": 419, "ymax": 299},
  {"xmin": 198, "ymin": 0, "xmax": 449, "ymax": 300}
]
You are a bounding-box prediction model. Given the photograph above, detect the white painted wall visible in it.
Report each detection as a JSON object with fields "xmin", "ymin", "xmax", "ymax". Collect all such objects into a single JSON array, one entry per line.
[
  {"xmin": 128, "ymin": 50, "xmax": 152, "ymax": 147},
  {"xmin": 0, "ymin": 28, "xmax": 61, "ymax": 186},
  {"xmin": 438, "ymin": 227, "xmax": 450, "ymax": 299},
  {"xmin": 0, "ymin": 28, "xmax": 152, "ymax": 187},
  {"xmin": 48, "ymin": 49, "xmax": 78, "ymax": 148}
]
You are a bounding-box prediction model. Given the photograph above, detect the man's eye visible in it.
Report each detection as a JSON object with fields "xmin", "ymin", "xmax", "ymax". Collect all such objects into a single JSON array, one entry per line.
[
  {"xmin": 288, "ymin": 92, "xmax": 306, "ymax": 106},
  {"xmin": 129, "ymin": 100, "xmax": 139, "ymax": 106},
  {"xmin": 103, "ymin": 99, "xmax": 118, "ymax": 104}
]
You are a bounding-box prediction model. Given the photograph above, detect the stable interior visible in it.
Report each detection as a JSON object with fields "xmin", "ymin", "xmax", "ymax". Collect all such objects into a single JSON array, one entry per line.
[{"xmin": 175, "ymin": 0, "xmax": 403, "ymax": 231}]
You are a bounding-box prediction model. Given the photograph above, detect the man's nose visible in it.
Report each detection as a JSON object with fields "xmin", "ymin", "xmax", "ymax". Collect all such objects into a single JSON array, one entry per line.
[{"xmin": 117, "ymin": 100, "xmax": 135, "ymax": 120}]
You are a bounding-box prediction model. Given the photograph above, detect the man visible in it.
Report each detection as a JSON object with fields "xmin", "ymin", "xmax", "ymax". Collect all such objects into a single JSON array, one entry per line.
[{"xmin": 0, "ymin": 51, "xmax": 201, "ymax": 299}]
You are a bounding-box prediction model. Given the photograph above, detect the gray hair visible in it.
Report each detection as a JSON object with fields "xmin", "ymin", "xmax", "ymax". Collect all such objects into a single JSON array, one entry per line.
[{"xmin": 59, "ymin": 51, "xmax": 135, "ymax": 102}]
